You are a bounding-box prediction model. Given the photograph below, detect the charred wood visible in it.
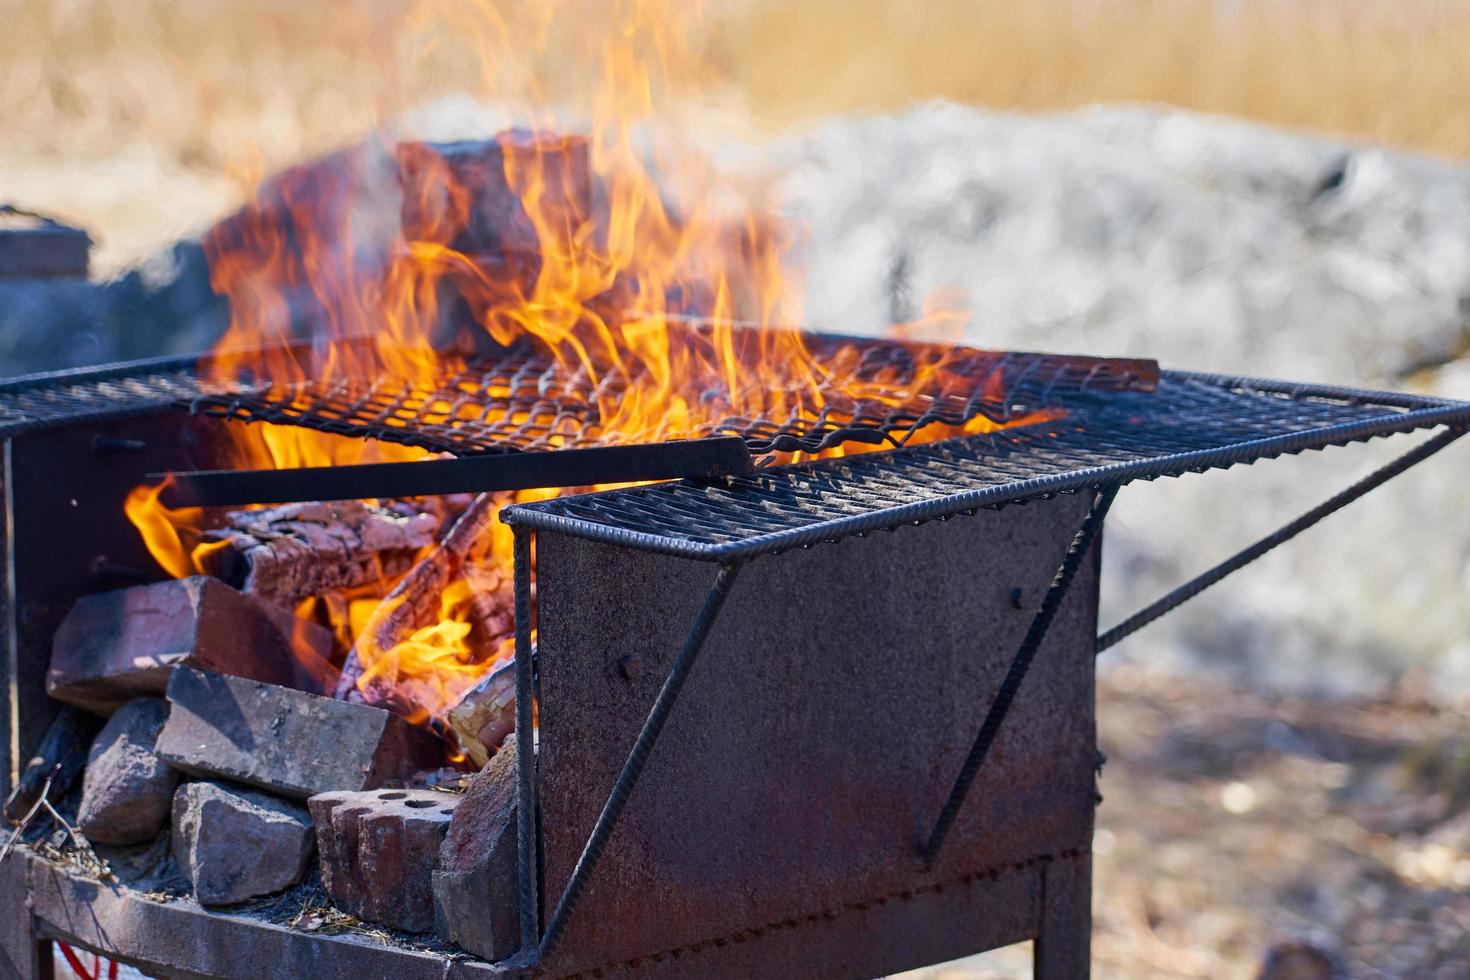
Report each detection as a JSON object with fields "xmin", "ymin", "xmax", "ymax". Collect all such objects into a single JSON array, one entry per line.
[
  {"xmin": 335, "ymin": 493, "xmax": 505, "ymax": 702},
  {"xmin": 2, "ymin": 707, "xmax": 99, "ymax": 823},
  {"xmin": 199, "ymin": 499, "xmax": 440, "ymax": 608},
  {"xmin": 445, "ymin": 662, "xmax": 517, "ymax": 770}
]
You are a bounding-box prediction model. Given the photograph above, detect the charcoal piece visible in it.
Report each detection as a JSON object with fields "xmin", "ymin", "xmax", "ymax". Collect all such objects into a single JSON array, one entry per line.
[
  {"xmin": 433, "ymin": 734, "xmax": 520, "ymax": 960},
  {"xmin": 171, "ymin": 781, "xmax": 313, "ymax": 906},
  {"xmin": 309, "ymin": 787, "xmax": 460, "ymax": 933},
  {"xmin": 2, "ymin": 707, "xmax": 99, "ymax": 822},
  {"xmin": 156, "ymin": 668, "xmax": 445, "ymax": 800},
  {"xmin": 77, "ymin": 698, "xmax": 178, "ymax": 846},
  {"xmin": 47, "ymin": 576, "xmax": 335, "ymax": 714}
]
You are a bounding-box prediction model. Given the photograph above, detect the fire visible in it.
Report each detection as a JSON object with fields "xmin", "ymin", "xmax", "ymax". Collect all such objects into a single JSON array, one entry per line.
[{"xmin": 125, "ymin": 0, "xmax": 1061, "ymax": 744}]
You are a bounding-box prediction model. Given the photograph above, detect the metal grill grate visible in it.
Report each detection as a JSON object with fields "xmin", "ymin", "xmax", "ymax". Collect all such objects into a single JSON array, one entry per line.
[
  {"xmin": 0, "ymin": 353, "xmax": 205, "ymax": 438},
  {"xmin": 5, "ymin": 341, "xmax": 1467, "ymax": 566},
  {"xmin": 188, "ymin": 335, "xmax": 1158, "ymax": 456},
  {"xmin": 501, "ymin": 372, "xmax": 1470, "ymax": 561}
]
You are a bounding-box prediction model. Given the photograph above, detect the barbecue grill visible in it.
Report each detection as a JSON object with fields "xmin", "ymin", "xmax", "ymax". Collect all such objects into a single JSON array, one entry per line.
[{"xmin": 2, "ymin": 333, "xmax": 1467, "ymax": 980}]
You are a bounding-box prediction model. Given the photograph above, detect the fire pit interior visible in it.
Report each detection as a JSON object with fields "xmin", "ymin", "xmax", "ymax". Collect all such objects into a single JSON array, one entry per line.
[{"xmin": 3, "ymin": 130, "xmax": 1469, "ymax": 980}]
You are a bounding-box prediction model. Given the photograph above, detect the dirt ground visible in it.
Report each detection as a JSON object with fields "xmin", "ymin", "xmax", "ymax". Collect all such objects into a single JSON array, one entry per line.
[{"xmin": 898, "ymin": 667, "xmax": 1470, "ymax": 979}]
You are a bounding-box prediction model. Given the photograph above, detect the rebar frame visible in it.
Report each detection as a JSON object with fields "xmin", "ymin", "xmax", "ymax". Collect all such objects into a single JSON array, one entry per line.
[{"xmin": 505, "ymin": 420, "xmax": 1469, "ymax": 970}]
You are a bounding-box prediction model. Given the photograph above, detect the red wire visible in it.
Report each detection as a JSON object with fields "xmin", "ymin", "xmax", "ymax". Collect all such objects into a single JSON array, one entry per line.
[{"xmin": 56, "ymin": 943, "xmax": 97, "ymax": 980}]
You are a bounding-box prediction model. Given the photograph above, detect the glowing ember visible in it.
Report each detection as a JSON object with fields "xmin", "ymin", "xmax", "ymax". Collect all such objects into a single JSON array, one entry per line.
[{"xmin": 125, "ymin": 0, "xmax": 1062, "ymax": 743}]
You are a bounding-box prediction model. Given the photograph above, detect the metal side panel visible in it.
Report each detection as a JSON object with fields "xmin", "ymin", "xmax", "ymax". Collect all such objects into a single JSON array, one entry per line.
[
  {"xmin": 2, "ymin": 438, "xmax": 15, "ymax": 803},
  {"xmin": 533, "ymin": 493, "xmax": 1101, "ymax": 978},
  {"xmin": 6, "ymin": 409, "xmax": 234, "ymax": 768}
]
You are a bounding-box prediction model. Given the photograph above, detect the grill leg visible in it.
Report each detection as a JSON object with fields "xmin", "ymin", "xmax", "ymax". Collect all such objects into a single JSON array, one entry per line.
[{"xmin": 1034, "ymin": 851, "xmax": 1091, "ymax": 980}]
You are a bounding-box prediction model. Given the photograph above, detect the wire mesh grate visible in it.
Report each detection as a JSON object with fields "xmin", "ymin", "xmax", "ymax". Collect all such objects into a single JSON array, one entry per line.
[{"xmin": 501, "ymin": 371, "xmax": 1470, "ymax": 560}]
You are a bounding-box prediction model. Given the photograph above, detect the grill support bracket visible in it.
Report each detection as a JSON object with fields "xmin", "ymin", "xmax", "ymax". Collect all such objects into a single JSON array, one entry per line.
[
  {"xmin": 923, "ymin": 486, "xmax": 1117, "ymax": 869},
  {"xmin": 528, "ymin": 560, "xmax": 745, "ymax": 965},
  {"xmin": 1096, "ymin": 424, "xmax": 1468, "ymax": 654}
]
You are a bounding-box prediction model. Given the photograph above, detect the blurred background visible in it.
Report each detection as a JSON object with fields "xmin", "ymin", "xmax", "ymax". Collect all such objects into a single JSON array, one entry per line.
[{"xmin": 6, "ymin": 1, "xmax": 1470, "ymax": 976}]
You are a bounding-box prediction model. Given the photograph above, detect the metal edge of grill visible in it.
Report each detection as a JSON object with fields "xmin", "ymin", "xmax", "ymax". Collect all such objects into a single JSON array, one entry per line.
[{"xmin": 499, "ymin": 373, "xmax": 1470, "ymax": 562}]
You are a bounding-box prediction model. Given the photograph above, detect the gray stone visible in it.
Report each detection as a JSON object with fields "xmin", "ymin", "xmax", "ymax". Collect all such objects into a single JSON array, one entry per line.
[
  {"xmin": 157, "ymin": 668, "xmax": 446, "ymax": 800},
  {"xmin": 48, "ymin": 576, "xmax": 334, "ymax": 714},
  {"xmin": 748, "ymin": 102, "xmax": 1470, "ymax": 699},
  {"xmin": 171, "ymin": 781, "xmax": 313, "ymax": 906},
  {"xmin": 433, "ymin": 735, "xmax": 519, "ymax": 960},
  {"xmin": 309, "ymin": 788, "xmax": 460, "ymax": 933},
  {"xmin": 77, "ymin": 698, "xmax": 178, "ymax": 846}
]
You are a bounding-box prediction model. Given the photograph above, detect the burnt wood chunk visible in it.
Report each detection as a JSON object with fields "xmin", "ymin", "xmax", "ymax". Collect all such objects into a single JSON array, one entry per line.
[
  {"xmin": 433, "ymin": 735, "xmax": 520, "ymax": 961},
  {"xmin": 171, "ymin": 781, "xmax": 314, "ymax": 906},
  {"xmin": 445, "ymin": 661, "xmax": 517, "ymax": 769},
  {"xmin": 2, "ymin": 706, "xmax": 100, "ymax": 822},
  {"xmin": 336, "ymin": 493, "xmax": 503, "ymax": 702},
  {"xmin": 156, "ymin": 668, "xmax": 445, "ymax": 800},
  {"xmin": 397, "ymin": 131, "xmax": 590, "ymax": 258},
  {"xmin": 76, "ymin": 698, "xmax": 178, "ymax": 846},
  {"xmin": 309, "ymin": 788, "xmax": 461, "ymax": 933},
  {"xmin": 199, "ymin": 499, "xmax": 440, "ymax": 607},
  {"xmin": 47, "ymin": 576, "xmax": 335, "ymax": 714}
]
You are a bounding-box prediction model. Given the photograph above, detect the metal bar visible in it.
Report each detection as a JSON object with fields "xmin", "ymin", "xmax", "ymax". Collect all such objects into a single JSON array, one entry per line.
[
  {"xmin": 921, "ymin": 487, "xmax": 1116, "ymax": 870},
  {"xmin": 512, "ymin": 526, "xmax": 540, "ymax": 953},
  {"xmin": 154, "ymin": 436, "xmax": 754, "ymax": 507},
  {"xmin": 535, "ymin": 561, "xmax": 744, "ymax": 963},
  {"xmin": 1096, "ymin": 424, "xmax": 1468, "ymax": 655}
]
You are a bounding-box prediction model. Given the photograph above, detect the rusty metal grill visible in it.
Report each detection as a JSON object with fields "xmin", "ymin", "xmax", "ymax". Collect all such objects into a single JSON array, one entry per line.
[{"xmin": 502, "ymin": 372, "xmax": 1470, "ymax": 561}]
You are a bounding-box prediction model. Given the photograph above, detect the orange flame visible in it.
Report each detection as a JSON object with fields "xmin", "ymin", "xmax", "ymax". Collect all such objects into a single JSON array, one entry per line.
[{"xmin": 126, "ymin": 0, "xmax": 1061, "ymax": 736}]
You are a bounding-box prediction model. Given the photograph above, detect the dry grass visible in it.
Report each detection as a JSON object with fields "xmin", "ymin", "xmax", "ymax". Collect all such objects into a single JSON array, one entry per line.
[
  {"xmin": 714, "ymin": 0, "xmax": 1470, "ymax": 158},
  {"xmin": 4, "ymin": 0, "xmax": 1468, "ymax": 271}
]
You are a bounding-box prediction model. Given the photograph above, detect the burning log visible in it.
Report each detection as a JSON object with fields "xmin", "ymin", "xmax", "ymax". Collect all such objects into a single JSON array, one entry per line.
[
  {"xmin": 156, "ymin": 669, "xmax": 446, "ymax": 801},
  {"xmin": 334, "ymin": 493, "xmax": 504, "ymax": 702},
  {"xmin": 445, "ymin": 662, "xmax": 517, "ymax": 769},
  {"xmin": 199, "ymin": 499, "xmax": 441, "ymax": 608},
  {"xmin": 47, "ymin": 576, "xmax": 336, "ymax": 713}
]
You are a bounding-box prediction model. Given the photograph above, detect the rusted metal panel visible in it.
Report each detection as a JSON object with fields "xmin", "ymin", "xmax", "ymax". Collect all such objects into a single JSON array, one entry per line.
[
  {"xmin": 4, "ymin": 411, "xmax": 231, "ymax": 775},
  {"xmin": 17, "ymin": 848, "xmax": 510, "ymax": 980},
  {"xmin": 534, "ymin": 493, "xmax": 1100, "ymax": 977},
  {"xmin": 2, "ymin": 438, "xmax": 15, "ymax": 803},
  {"xmin": 0, "ymin": 839, "xmax": 44, "ymax": 980}
]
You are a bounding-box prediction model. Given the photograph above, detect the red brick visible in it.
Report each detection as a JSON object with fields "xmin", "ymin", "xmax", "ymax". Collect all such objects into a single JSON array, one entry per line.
[
  {"xmin": 309, "ymin": 788, "xmax": 460, "ymax": 933},
  {"xmin": 156, "ymin": 668, "xmax": 446, "ymax": 800},
  {"xmin": 47, "ymin": 576, "xmax": 334, "ymax": 714}
]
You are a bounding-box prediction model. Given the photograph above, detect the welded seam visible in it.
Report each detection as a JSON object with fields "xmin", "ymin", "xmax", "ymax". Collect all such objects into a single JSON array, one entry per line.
[{"xmin": 556, "ymin": 846, "xmax": 1091, "ymax": 980}]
